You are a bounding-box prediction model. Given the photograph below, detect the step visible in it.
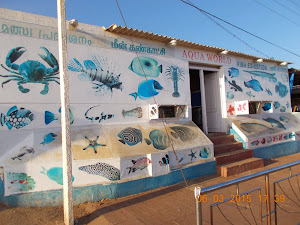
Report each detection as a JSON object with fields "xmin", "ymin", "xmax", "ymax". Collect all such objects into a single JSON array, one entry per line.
[
  {"xmin": 215, "ymin": 149, "xmax": 254, "ymax": 166},
  {"xmin": 217, "ymin": 157, "xmax": 264, "ymax": 177},
  {"xmin": 214, "ymin": 142, "xmax": 244, "ymax": 155},
  {"xmin": 207, "ymin": 132, "xmax": 226, "ymax": 137},
  {"xmin": 209, "ymin": 134, "xmax": 235, "ymax": 145}
]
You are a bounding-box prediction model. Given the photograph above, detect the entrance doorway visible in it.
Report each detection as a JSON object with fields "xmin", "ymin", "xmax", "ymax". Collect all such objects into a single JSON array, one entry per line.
[{"xmin": 189, "ymin": 66, "xmax": 222, "ymax": 134}]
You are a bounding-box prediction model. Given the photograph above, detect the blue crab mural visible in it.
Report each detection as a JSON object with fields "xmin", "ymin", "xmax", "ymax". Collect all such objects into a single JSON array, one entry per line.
[{"xmin": 0, "ymin": 47, "xmax": 60, "ymax": 95}]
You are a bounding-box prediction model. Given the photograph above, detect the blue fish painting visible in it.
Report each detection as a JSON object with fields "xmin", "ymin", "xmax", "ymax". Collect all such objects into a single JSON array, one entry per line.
[
  {"xmin": 246, "ymin": 91, "xmax": 255, "ymax": 98},
  {"xmin": 130, "ymin": 79, "xmax": 163, "ymax": 100},
  {"xmin": 243, "ymin": 70, "xmax": 277, "ymax": 83},
  {"xmin": 199, "ymin": 147, "xmax": 210, "ymax": 158},
  {"xmin": 273, "ymin": 101, "xmax": 280, "ymax": 109},
  {"xmin": 280, "ymin": 106, "xmax": 286, "ymax": 112},
  {"xmin": 45, "ymin": 107, "xmax": 74, "ymax": 125},
  {"xmin": 118, "ymin": 127, "xmax": 143, "ymax": 146},
  {"xmin": 129, "ymin": 56, "xmax": 162, "ymax": 77},
  {"xmin": 240, "ymin": 123, "xmax": 274, "ymax": 133},
  {"xmin": 262, "ymin": 103, "xmax": 272, "ymax": 111},
  {"xmin": 1, "ymin": 106, "xmax": 34, "ymax": 130},
  {"xmin": 286, "ymin": 102, "xmax": 290, "ymax": 108},
  {"xmin": 262, "ymin": 118, "xmax": 286, "ymax": 130},
  {"xmin": 275, "ymin": 82, "xmax": 288, "ymax": 97},
  {"xmin": 40, "ymin": 133, "xmax": 57, "ymax": 145},
  {"xmin": 228, "ymin": 67, "xmax": 239, "ymax": 78},
  {"xmin": 265, "ymin": 88, "xmax": 272, "ymax": 96},
  {"xmin": 244, "ymin": 77, "xmax": 263, "ymax": 92},
  {"xmin": 41, "ymin": 167, "xmax": 74, "ymax": 185},
  {"xmin": 226, "ymin": 91, "xmax": 234, "ymax": 99},
  {"xmin": 280, "ymin": 116, "xmax": 290, "ymax": 123},
  {"xmin": 145, "ymin": 130, "xmax": 170, "ymax": 150}
]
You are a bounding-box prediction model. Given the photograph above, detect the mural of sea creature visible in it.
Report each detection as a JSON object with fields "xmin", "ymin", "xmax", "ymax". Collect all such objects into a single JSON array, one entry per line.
[
  {"xmin": 225, "ymin": 76, "xmax": 243, "ymax": 92},
  {"xmin": 79, "ymin": 162, "xmax": 120, "ymax": 181},
  {"xmin": 246, "ymin": 91, "xmax": 255, "ymax": 98},
  {"xmin": 240, "ymin": 123, "xmax": 274, "ymax": 133},
  {"xmin": 262, "ymin": 118, "xmax": 286, "ymax": 130},
  {"xmin": 280, "ymin": 106, "xmax": 286, "ymax": 112},
  {"xmin": 145, "ymin": 130, "xmax": 170, "ymax": 150},
  {"xmin": 188, "ymin": 150, "xmax": 197, "ymax": 161},
  {"xmin": 179, "ymin": 157, "xmax": 184, "ymax": 163},
  {"xmin": 159, "ymin": 154, "xmax": 169, "ymax": 166},
  {"xmin": 227, "ymin": 105, "xmax": 235, "ymax": 115},
  {"xmin": 40, "ymin": 133, "xmax": 57, "ymax": 145},
  {"xmin": 265, "ymin": 88, "xmax": 272, "ymax": 96},
  {"xmin": 128, "ymin": 56, "xmax": 162, "ymax": 77},
  {"xmin": 289, "ymin": 133, "xmax": 295, "ymax": 139},
  {"xmin": 275, "ymin": 82, "xmax": 288, "ymax": 97},
  {"xmin": 273, "ymin": 101, "xmax": 281, "ymax": 109},
  {"xmin": 243, "ymin": 70, "xmax": 277, "ymax": 83},
  {"xmin": 1, "ymin": 106, "xmax": 34, "ymax": 130},
  {"xmin": 244, "ymin": 77, "xmax": 263, "ymax": 92},
  {"xmin": 165, "ymin": 66, "xmax": 184, "ymax": 97},
  {"xmin": 266, "ymin": 137, "xmax": 272, "ymax": 143},
  {"xmin": 281, "ymin": 74, "xmax": 288, "ymax": 82},
  {"xmin": 118, "ymin": 127, "xmax": 143, "ymax": 146},
  {"xmin": 83, "ymin": 136, "xmax": 106, "ymax": 154},
  {"xmin": 7, "ymin": 172, "xmax": 35, "ymax": 192},
  {"xmin": 130, "ymin": 79, "xmax": 163, "ymax": 100},
  {"xmin": 228, "ymin": 67, "xmax": 239, "ymax": 78},
  {"xmin": 283, "ymin": 134, "xmax": 288, "ymax": 140},
  {"xmin": 279, "ymin": 116, "xmax": 290, "ymax": 123},
  {"xmin": 170, "ymin": 126, "xmax": 197, "ymax": 142},
  {"xmin": 0, "ymin": 47, "xmax": 59, "ymax": 95},
  {"xmin": 199, "ymin": 147, "xmax": 210, "ymax": 158},
  {"xmin": 41, "ymin": 167, "xmax": 74, "ymax": 185},
  {"xmin": 262, "ymin": 103, "xmax": 272, "ymax": 111},
  {"xmin": 261, "ymin": 138, "xmax": 265, "ymax": 144},
  {"xmin": 251, "ymin": 140, "xmax": 259, "ymax": 146},
  {"xmin": 11, "ymin": 146, "xmax": 34, "ymax": 160},
  {"xmin": 226, "ymin": 91, "xmax": 234, "ymax": 100},
  {"xmin": 122, "ymin": 107, "xmax": 143, "ymax": 118},
  {"xmin": 85, "ymin": 105, "xmax": 114, "ymax": 123},
  {"xmin": 68, "ymin": 56, "xmax": 123, "ymax": 95},
  {"xmin": 127, "ymin": 157, "xmax": 152, "ymax": 174},
  {"xmin": 286, "ymin": 102, "xmax": 290, "ymax": 108},
  {"xmin": 45, "ymin": 107, "xmax": 74, "ymax": 125}
]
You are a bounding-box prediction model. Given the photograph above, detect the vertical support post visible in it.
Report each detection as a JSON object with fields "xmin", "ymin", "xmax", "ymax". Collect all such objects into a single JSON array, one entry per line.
[
  {"xmin": 196, "ymin": 198, "xmax": 202, "ymax": 225},
  {"xmin": 289, "ymin": 167, "xmax": 292, "ymax": 177},
  {"xmin": 265, "ymin": 174, "xmax": 271, "ymax": 225},
  {"xmin": 273, "ymin": 182, "xmax": 278, "ymax": 225},
  {"xmin": 210, "ymin": 204, "xmax": 214, "ymax": 225},
  {"xmin": 57, "ymin": 1, "xmax": 74, "ymax": 224}
]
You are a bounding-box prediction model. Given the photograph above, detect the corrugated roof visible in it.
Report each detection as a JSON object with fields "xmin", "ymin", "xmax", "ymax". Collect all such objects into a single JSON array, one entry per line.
[{"xmin": 105, "ymin": 24, "xmax": 292, "ymax": 65}]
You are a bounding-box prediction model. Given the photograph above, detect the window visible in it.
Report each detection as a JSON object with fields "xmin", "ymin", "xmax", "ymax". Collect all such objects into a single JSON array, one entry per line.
[{"xmin": 158, "ymin": 105, "xmax": 188, "ymax": 118}]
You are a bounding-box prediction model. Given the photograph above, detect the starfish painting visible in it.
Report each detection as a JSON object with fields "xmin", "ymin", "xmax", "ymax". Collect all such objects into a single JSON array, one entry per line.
[
  {"xmin": 188, "ymin": 150, "xmax": 197, "ymax": 161},
  {"xmin": 83, "ymin": 136, "xmax": 106, "ymax": 154}
]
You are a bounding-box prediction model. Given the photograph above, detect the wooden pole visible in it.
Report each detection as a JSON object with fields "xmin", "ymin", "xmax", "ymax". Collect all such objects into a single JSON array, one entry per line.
[{"xmin": 57, "ymin": 0, "xmax": 74, "ymax": 224}]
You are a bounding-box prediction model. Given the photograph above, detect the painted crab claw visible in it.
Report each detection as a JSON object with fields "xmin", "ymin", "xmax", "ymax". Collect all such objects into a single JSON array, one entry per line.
[
  {"xmin": 38, "ymin": 47, "xmax": 59, "ymax": 73},
  {"xmin": 6, "ymin": 47, "xmax": 26, "ymax": 70}
]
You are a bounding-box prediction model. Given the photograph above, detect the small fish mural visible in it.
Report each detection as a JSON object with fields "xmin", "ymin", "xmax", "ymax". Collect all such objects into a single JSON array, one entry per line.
[
  {"xmin": 145, "ymin": 129, "xmax": 170, "ymax": 150},
  {"xmin": 265, "ymin": 88, "xmax": 272, "ymax": 96},
  {"xmin": 40, "ymin": 133, "xmax": 57, "ymax": 145},
  {"xmin": 275, "ymin": 82, "xmax": 288, "ymax": 97},
  {"xmin": 280, "ymin": 116, "xmax": 290, "ymax": 123},
  {"xmin": 261, "ymin": 138, "xmax": 265, "ymax": 144},
  {"xmin": 286, "ymin": 102, "xmax": 290, "ymax": 108},
  {"xmin": 227, "ymin": 105, "xmax": 235, "ymax": 115},
  {"xmin": 1, "ymin": 106, "xmax": 34, "ymax": 130},
  {"xmin": 41, "ymin": 167, "xmax": 74, "ymax": 185},
  {"xmin": 159, "ymin": 154, "xmax": 169, "ymax": 166},
  {"xmin": 7, "ymin": 172, "xmax": 35, "ymax": 192},
  {"xmin": 118, "ymin": 127, "xmax": 143, "ymax": 146},
  {"xmin": 262, "ymin": 118, "xmax": 286, "ymax": 129},
  {"xmin": 228, "ymin": 67, "xmax": 239, "ymax": 78},
  {"xmin": 130, "ymin": 79, "xmax": 163, "ymax": 100},
  {"xmin": 225, "ymin": 76, "xmax": 243, "ymax": 92},
  {"xmin": 11, "ymin": 146, "xmax": 34, "ymax": 160},
  {"xmin": 266, "ymin": 137, "xmax": 272, "ymax": 143},
  {"xmin": 226, "ymin": 91, "xmax": 234, "ymax": 100},
  {"xmin": 243, "ymin": 70, "xmax": 277, "ymax": 83},
  {"xmin": 178, "ymin": 157, "xmax": 184, "ymax": 163},
  {"xmin": 273, "ymin": 101, "xmax": 281, "ymax": 109},
  {"xmin": 289, "ymin": 133, "xmax": 295, "ymax": 139},
  {"xmin": 45, "ymin": 107, "xmax": 74, "ymax": 125},
  {"xmin": 85, "ymin": 105, "xmax": 114, "ymax": 123},
  {"xmin": 122, "ymin": 107, "xmax": 143, "ymax": 118},
  {"xmin": 283, "ymin": 134, "xmax": 288, "ymax": 140},
  {"xmin": 246, "ymin": 91, "xmax": 255, "ymax": 98},
  {"xmin": 244, "ymin": 77, "xmax": 263, "ymax": 92},
  {"xmin": 127, "ymin": 157, "xmax": 152, "ymax": 174},
  {"xmin": 251, "ymin": 140, "xmax": 259, "ymax": 146},
  {"xmin": 281, "ymin": 74, "xmax": 288, "ymax": 82},
  {"xmin": 199, "ymin": 147, "xmax": 210, "ymax": 158},
  {"xmin": 188, "ymin": 150, "xmax": 197, "ymax": 161},
  {"xmin": 170, "ymin": 126, "xmax": 197, "ymax": 142},
  {"xmin": 79, "ymin": 162, "xmax": 120, "ymax": 181},
  {"xmin": 68, "ymin": 56, "xmax": 123, "ymax": 96},
  {"xmin": 240, "ymin": 123, "xmax": 274, "ymax": 133},
  {"xmin": 280, "ymin": 106, "xmax": 286, "ymax": 112},
  {"xmin": 128, "ymin": 56, "xmax": 162, "ymax": 77},
  {"xmin": 83, "ymin": 136, "xmax": 106, "ymax": 154},
  {"xmin": 262, "ymin": 103, "xmax": 272, "ymax": 111},
  {"xmin": 165, "ymin": 66, "xmax": 184, "ymax": 97}
]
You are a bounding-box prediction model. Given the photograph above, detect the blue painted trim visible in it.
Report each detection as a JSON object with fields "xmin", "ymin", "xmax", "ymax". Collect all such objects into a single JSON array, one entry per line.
[
  {"xmin": 253, "ymin": 140, "xmax": 300, "ymax": 160},
  {"xmin": 0, "ymin": 160, "xmax": 216, "ymax": 207}
]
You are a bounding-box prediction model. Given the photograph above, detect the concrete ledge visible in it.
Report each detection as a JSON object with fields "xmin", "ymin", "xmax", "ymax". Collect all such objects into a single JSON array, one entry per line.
[{"xmin": 0, "ymin": 160, "xmax": 216, "ymax": 207}]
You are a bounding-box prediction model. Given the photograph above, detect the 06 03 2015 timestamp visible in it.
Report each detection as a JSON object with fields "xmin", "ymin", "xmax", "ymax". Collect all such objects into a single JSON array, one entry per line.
[{"xmin": 196, "ymin": 194, "xmax": 285, "ymax": 203}]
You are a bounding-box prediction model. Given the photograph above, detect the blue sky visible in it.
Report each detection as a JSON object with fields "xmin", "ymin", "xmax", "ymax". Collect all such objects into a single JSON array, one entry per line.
[{"xmin": 2, "ymin": 0, "xmax": 300, "ymax": 69}]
